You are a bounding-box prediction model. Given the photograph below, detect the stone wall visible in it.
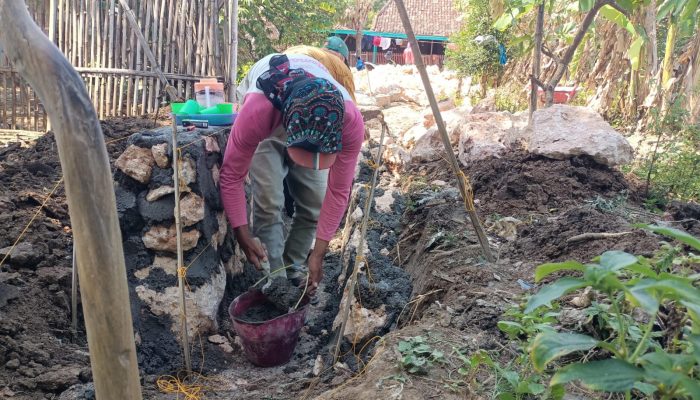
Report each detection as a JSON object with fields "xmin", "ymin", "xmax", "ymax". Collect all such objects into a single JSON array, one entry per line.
[{"xmin": 113, "ymin": 126, "xmax": 236, "ymax": 372}]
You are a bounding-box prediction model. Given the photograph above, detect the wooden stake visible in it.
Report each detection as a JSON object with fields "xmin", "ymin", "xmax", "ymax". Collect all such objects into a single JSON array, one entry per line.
[
  {"xmin": 393, "ymin": 0, "xmax": 494, "ymax": 263},
  {"xmin": 529, "ymin": 2, "xmax": 545, "ymax": 121},
  {"xmin": 0, "ymin": 2, "xmax": 142, "ymax": 398},
  {"xmin": 333, "ymin": 119, "xmax": 387, "ymax": 361}
]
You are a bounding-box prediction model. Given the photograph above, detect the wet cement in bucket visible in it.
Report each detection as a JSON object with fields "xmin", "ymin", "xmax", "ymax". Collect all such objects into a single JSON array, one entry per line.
[{"xmin": 239, "ymin": 277, "xmax": 305, "ymax": 322}]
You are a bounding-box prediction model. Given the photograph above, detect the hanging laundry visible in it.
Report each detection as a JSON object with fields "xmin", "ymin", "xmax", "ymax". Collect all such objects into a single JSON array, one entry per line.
[
  {"xmin": 395, "ymin": 39, "xmax": 403, "ymax": 46},
  {"xmin": 499, "ymin": 43, "xmax": 508, "ymax": 65},
  {"xmin": 379, "ymin": 37, "xmax": 391, "ymax": 50},
  {"xmin": 362, "ymin": 35, "xmax": 374, "ymax": 51}
]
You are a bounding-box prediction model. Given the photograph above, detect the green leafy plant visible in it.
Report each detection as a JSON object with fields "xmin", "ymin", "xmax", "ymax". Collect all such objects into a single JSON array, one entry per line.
[
  {"xmin": 397, "ymin": 336, "xmax": 446, "ymax": 375},
  {"xmin": 522, "ymin": 225, "xmax": 700, "ymax": 398}
]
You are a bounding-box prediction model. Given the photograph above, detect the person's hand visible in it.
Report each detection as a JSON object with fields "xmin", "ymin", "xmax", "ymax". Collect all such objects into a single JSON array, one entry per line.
[
  {"xmin": 234, "ymin": 226, "xmax": 267, "ymax": 270},
  {"xmin": 306, "ymin": 251, "xmax": 324, "ymax": 295}
]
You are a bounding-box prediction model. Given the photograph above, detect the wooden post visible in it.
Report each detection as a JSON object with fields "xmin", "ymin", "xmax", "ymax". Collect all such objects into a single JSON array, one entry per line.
[
  {"xmin": 393, "ymin": 0, "xmax": 494, "ymax": 262},
  {"xmin": 0, "ymin": 2, "xmax": 143, "ymax": 399}
]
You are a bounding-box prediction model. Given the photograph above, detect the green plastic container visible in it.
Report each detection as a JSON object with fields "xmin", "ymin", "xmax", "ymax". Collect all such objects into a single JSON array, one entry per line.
[{"xmin": 171, "ymin": 102, "xmax": 236, "ymax": 126}]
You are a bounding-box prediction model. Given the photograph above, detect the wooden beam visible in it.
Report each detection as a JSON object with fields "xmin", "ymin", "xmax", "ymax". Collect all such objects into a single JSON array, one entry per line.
[{"xmin": 0, "ymin": 2, "xmax": 143, "ymax": 399}]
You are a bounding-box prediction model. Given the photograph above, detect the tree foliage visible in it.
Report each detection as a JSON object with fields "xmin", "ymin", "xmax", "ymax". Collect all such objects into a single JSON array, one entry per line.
[
  {"xmin": 237, "ymin": 0, "xmax": 343, "ymax": 64},
  {"xmin": 446, "ymin": 0, "xmax": 508, "ymax": 79}
]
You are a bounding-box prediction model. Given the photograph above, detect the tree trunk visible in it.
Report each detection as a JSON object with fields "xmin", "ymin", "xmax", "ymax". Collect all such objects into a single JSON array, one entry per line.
[
  {"xmin": 529, "ymin": 2, "xmax": 545, "ymax": 121},
  {"xmin": 545, "ymin": 0, "xmax": 609, "ymax": 106},
  {"xmin": 0, "ymin": 2, "xmax": 142, "ymax": 399},
  {"xmin": 646, "ymin": 0, "xmax": 659, "ymax": 76},
  {"xmin": 355, "ymin": 27, "xmax": 363, "ymax": 60},
  {"xmin": 661, "ymin": 20, "xmax": 677, "ymax": 89}
]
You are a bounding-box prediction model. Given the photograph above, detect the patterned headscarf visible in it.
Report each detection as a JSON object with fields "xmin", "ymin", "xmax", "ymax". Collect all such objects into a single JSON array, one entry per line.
[{"xmin": 256, "ymin": 55, "xmax": 344, "ymax": 154}]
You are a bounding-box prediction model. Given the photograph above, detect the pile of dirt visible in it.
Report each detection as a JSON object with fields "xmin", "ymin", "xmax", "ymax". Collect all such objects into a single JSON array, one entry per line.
[
  {"xmin": 0, "ymin": 118, "xmax": 167, "ymax": 398},
  {"xmin": 466, "ymin": 150, "xmax": 630, "ymax": 216}
]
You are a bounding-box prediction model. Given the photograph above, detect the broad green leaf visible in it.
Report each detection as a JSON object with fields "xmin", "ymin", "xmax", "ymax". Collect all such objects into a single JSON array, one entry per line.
[
  {"xmin": 688, "ymin": 334, "xmax": 700, "ymax": 362},
  {"xmin": 535, "ymin": 261, "xmax": 586, "ymax": 282},
  {"xmin": 551, "ymin": 359, "xmax": 644, "ymax": 392},
  {"xmin": 503, "ymin": 369, "xmax": 520, "ymax": 389},
  {"xmin": 527, "ymin": 382, "xmax": 546, "ymax": 395},
  {"xmin": 498, "ymin": 321, "xmax": 524, "ymax": 337},
  {"xmin": 530, "ymin": 332, "xmax": 598, "ymax": 371},
  {"xmin": 600, "ymin": 251, "xmax": 638, "ymax": 271},
  {"xmin": 634, "ymin": 279, "xmax": 700, "ymax": 304},
  {"xmin": 629, "ymin": 36, "xmax": 645, "ymax": 71},
  {"xmin": 678, "ymin": 377, "xmax": 700, "ymax": 399},
  {"xmin": 681, "ymin": 300, "xmax": 700, "ymax": 327},
  {"xmin": 644, "ymin": 224, "xmax": 700, "ymax": 251},
  {"xmin": 599, "ymin": 5, "xmax": 636, "ymax": 35},
  {"xmin": 626, "ymin": 287, "xmax": 660, "ymax": 314},
  {"xmin": 525, "ymin": 278, "xmax": 588, "ymax": 313},
  {"xmin": 494, "ymin": 13, "xmax": 514, "ymax": 31},
  {"xmin": 579, "ymin": 0, "xmax": 594, "ymax": 11},
  {"xmin": 398, "ymin": 341, "xmax": 412, "ymax": 352},
  {"xmin": 657, "ymin": 0, "xmax": 677, "ymax": 21},
  {"xmin": 626, "ymin": 259, "xmax": 658, "ymax": 278},
  {"xmin": 633, "ymin": 381, "xmax": 658, "ymax": 396}
]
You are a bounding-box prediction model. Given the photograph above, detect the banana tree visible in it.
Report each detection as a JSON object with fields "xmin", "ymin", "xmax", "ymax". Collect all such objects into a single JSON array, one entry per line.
[{"xmin": 657, "ymin": 0, "xmax": 699, "ymax": 89}]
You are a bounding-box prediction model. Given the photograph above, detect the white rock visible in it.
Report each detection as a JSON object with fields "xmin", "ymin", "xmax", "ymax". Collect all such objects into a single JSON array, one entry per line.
[
  {"xmin": 351, "ymin": 207, "xmax": 363, "ymax": 222},
  {"xmin": 115, "ymin": 145, "xmax": 155, "ymax": 183},
  {"xmin": 143, "ymin": 225, "xmax": 200, "ymax": 252},
  {"xmin": 528, "ymin": 105, "xmax": 634, "ymax": 166},
  {"xmin": 374, "ymin": 94, "xmax": 392, "ymax": 108},
  {"xmin": 135, "ymin": 263, "xmax": 226, "ymax": 339},
  {"xmin": 457, "ymin": 112, "xmax": 529, "ymax": 165},
  {"xmin": 151, "ymin": 143, "xmax": 169, "ymax": 168},
  {"xmin": 380, "ymin": 248, "xmax": 390, "ymax": 257},
  {"xmin": 374, "ymin": 188, "xmax": 395, "ymax": 213},
  {"xmin": 211, "ymin": 212, "xmax": 228, "ymax": 251},
  {"xmin": 383, "ymin": 144, "xmax": 411, "ymax": 167},
  {"xmin": 332, "ymin": 297, "xmax": 387, "ymax": 344},
  {"xmin": 146, "ymin": 186, "xmax": 175, "ymax": 202},
  {"xmin": 180, "ymin": 156, "xmax": 197, "ymax": 187},
  {"xmin": 204, "ymin": 136, "xmax": 220, "ymax": 153},
  {"xmin": 180, "ymin": 193, "xmax": 205, "ymax": 227}
]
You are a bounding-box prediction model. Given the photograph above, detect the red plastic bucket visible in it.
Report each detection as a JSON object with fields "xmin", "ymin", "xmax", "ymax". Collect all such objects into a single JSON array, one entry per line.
[{"xmin": 229, "ymin": 289, "xmax": 307, "ymax": 367}]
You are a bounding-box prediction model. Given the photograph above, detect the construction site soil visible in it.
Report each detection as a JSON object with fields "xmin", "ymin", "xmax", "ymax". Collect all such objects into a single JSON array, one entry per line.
[{"xmin": 0, "ymin": 117, "xmax": 694, "ymax": 399}]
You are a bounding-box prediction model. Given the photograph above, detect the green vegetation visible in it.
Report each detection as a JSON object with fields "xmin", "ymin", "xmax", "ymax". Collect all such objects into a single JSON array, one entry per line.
[
  {"xmin": 497, "ymin": 225, "xmax": 700, "ymax": 398},
  {"xmin": 446, "ymin": 0, "xmax": 509, "ymax": 93}
]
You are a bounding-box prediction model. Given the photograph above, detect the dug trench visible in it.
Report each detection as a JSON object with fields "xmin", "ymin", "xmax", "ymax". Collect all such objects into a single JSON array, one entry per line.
[{"xmin": 0, "ymin": 113, "xmax": 690, "ymax": 400}]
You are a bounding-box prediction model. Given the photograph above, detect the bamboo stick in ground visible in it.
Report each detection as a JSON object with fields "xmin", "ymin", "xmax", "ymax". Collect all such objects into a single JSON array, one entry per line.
[
  {"xmin": 333, "ymin": 119, "xmax": 388, "ymax": 361},
  {"xmin": 139, "ymin": 0, "xmax": 151, "ymax": 114},
  {"xmin": 106, "ymin": 0, "xmax": 115, "ymax": 117},
  {"xmin": 228, "ymin": 0, "xmax": 239, "ymax": 102},
  {"xmin": 393, "ymin": 0, "xmax": 494, "ymax": 263},
  {"xmin": 195, "ymin": 0, "xmax": 204, "ymax": 76},
  {"xmin": 118, "ymin": 3, "xmax": 128, "ymax": 116}
]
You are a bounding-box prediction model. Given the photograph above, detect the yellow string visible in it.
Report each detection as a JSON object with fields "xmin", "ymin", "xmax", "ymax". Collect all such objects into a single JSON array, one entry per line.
[
  {"xmin": 177, "ymin": 130, "xmax": 223, "ymax": 151},
  {"xmin": 458, "ymin": 170, "xmax": 476, "ymax": 212},
  {"xmin": 366, "ymin": 159, "xmax": 381, "ymax": 170},
  {"xmin": 0, "ymin": 177, "xmax": 64, "ymax": 270}
]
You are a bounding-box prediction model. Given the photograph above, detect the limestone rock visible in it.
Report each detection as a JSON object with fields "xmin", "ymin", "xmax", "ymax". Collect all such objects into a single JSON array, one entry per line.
[
  {"xmin": 375, "ymin": 94, "xmax": 392, "ymax": 108},
  {"xmin": 143, "ymin": 225, "xmax": 200, "ymax": 252},
  {"xmin": 382, "ymin": 144, "xmax": 411, "ymax": 167},
  {"xmin": 528, "ymin": 105, "xmax": 634, "ymax": 166},
  {"xmin": 135, "ymin": 263, "xmax": 226, "ymax": 338},
  {"xmin": 116, "ymin": 145, "xmax": 155, "ymax": 183},
  {"xmin": 180, "ymin": 156, "xmax": 197, "ymax": 187},
  {"xmin": 374, "ymin": 188, "xmax": 395, "ymax": 213},
  {"xmin": 332, "ymin": 299, "xmax": 387, "ymax": 344},
  {"xmin": 458, "ymin": 112, "xmax": 529, "ymax": 165},
  {"xmin": 180, "ymin": 193, "xmax": 205, "ymax": 227},
  {"xmin": 358, "ymin": 105, "xmax": 382, "ymax": 121},
  {"xmin": 211, "ymin": 164, "xmax": 220, "ymax": 187},
  {"xmin": 134, "ymin": 256, "xmax": 177, "ymax": 280},
  {"xmin": 211, "ymin": 212, "xmax": 228, "ymax": 251},
  {"xmin": 204, "ymin": 136, "xmax": 220, "ymax": 153},
  {"xmin": 146, "ymin": 186, "xmax": 175, "ymax": 202},
  {"xmin": 151, "ymin": 143, "xmax": 169, "ymax": 168}
]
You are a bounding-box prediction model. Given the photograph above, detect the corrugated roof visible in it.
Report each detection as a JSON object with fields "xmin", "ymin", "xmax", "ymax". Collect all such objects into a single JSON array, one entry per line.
[{"xmin": 373, "ymin": 0, "xmax": 462, "ymax": 37}]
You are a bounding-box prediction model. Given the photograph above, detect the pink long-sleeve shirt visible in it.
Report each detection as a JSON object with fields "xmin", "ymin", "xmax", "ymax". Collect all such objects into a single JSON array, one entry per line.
[{"xmin": 220, "ymin": 93, "xmax": 364, "ymax": 241}]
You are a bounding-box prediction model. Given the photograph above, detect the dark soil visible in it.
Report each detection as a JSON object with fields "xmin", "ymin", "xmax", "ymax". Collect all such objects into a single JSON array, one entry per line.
[
  {"xmin": 467, "ymin": 150, "xmax": 631, "ymax": 215},
  {"xmin": 261, "ymin": 276, "xmax": 304, "ymax": 311},
  {"xmin": 0, "ymin": 118, "xmax": 167, "ymax": 399}
]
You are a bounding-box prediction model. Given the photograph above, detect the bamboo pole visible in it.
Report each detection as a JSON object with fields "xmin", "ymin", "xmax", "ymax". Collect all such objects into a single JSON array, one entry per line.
[
  {"xmin": 333, "ymin": 119, "xmax": 387, "ymax": 361},
  {"xmin": 153, "ymin": 0, "xmax": 167, "ymax": 112},
  {"xmin": 98, "ymin": 0, "xmax": 107, "ymax": 119},
  {"xmin": 0, "ymin": 2, "xmax": 142, "ymax": 398},
  {"xmin": 529, "ymin": 2, "xmax": 545, "ymax": 121},
  {"xmin": 89, "ymin": 0, "xmax": 97, "ymax": 112},
  {"xmin": 171, "ymin": 123, "xmax": 192, "ymax": 373},
  {"xmin": 139, "ymin": 0, "xmax": 151, "ymax": 114},
  {"xmin": 228, "ymin": 0, "xmax": 238, "ymax": 102},
  {"xmin": 195, "ymin": 0, "xmax": 204, "ymax": 76},
  {"xmin": 106, "ymin": 0, "xmax": 115, "ymax": 116},
  {"xmin": 392, "ymin": 0, "xmax": 494, "ymax": 262},
  {"xmin": 132, "ymin": 0, "xmax": 145, "ymax": 114},
  {"xmin": 118, "ymin": 2, "xmax": 128, "ymax": 116},
  {"xmin": 118, "ymin": 0, "xmax": 181, "ymax": 103}
]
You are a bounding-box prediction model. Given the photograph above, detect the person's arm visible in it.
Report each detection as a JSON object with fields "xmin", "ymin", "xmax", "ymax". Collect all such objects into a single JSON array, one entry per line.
[
  {"xmin": 220, "ymin": 94, "xmax": 282, "ymax": 268},
  {"xmin": 307, "ymin": 101, "xmax": 364, "ymax": 287}
]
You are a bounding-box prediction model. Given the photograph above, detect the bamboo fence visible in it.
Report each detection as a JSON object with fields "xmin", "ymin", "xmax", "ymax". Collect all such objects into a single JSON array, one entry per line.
[{"xmin": 1, "ymin": 0, "xmax": 237, "ymax": 131}]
